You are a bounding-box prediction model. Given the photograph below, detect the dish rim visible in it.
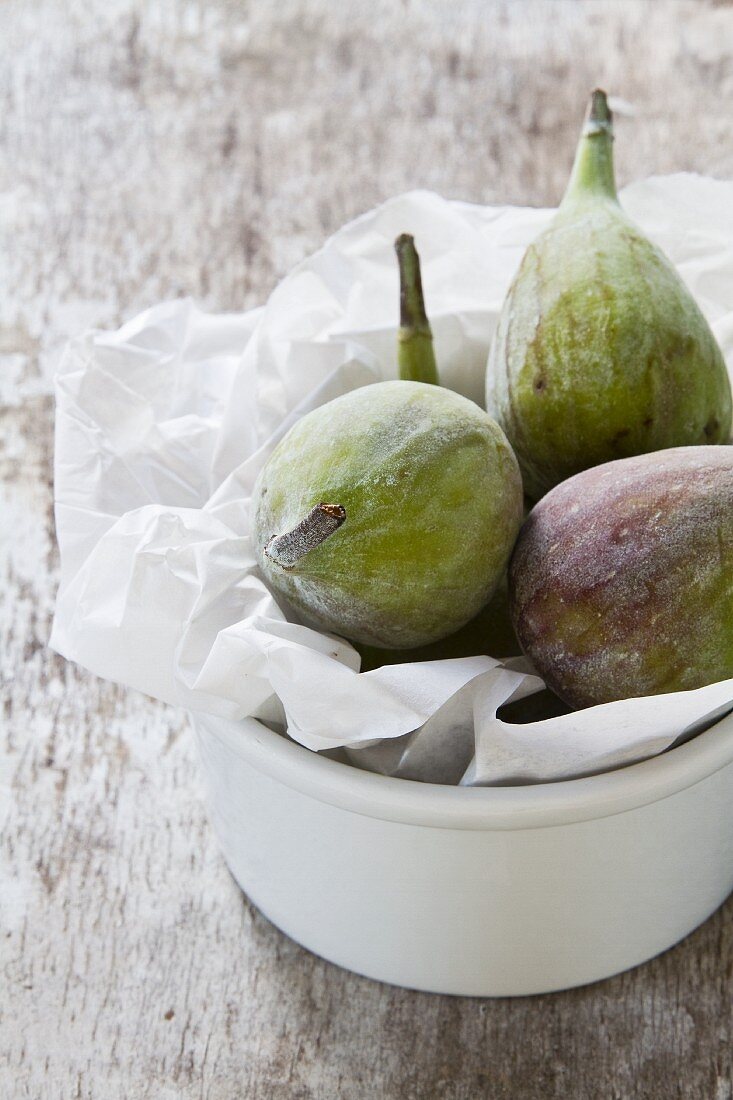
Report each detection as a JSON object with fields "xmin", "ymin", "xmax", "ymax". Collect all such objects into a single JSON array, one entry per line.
[{"xmin": 193, "ymin": 706, "xmax": 733, "ymax": 831}]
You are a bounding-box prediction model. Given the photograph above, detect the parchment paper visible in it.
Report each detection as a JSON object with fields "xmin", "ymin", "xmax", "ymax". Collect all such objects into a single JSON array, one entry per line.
[{"xmin": 50, "ymin": 177, "xmax": 733, "ymax": 784}]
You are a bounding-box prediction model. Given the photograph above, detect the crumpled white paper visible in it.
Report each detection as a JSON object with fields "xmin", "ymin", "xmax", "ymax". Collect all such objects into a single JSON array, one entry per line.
[{"xmin": 51, "ymin": 178, "xmax": 733, "ymax": 785}]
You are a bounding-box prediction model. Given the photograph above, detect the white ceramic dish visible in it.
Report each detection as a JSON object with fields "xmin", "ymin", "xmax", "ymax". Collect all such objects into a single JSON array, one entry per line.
[{"xmin": 193, "ymin": 709, "xmax": 733, "ymax": 997}]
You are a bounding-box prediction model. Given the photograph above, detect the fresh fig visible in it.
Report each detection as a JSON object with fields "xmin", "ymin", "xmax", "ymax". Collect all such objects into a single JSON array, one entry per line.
[
  {"xmin": 488, "ymin": 89, "xmax": 732, "ymax": 500},
  {"xmin": 253, "ymin": 236, "xmax": 524, "ymax": 649},
  {"xmin": 509, "ymin": 446, "xmax": 733, "ymax": 707}
]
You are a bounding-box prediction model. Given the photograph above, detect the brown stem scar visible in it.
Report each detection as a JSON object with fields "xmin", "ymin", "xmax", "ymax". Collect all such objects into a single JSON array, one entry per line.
[
  {"xmin": 265, "ymin": 502, "xmax": 346, "ymax": 569},
  {"xmin": 584, "ymin": 88, "xmax": 613, "ymax": 137}
]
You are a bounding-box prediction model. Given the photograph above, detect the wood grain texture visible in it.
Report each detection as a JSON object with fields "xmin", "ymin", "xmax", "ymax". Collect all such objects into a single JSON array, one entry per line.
[{"xmin": 3, "ymin": 1, "xmax": 733, "ymax": 1097}]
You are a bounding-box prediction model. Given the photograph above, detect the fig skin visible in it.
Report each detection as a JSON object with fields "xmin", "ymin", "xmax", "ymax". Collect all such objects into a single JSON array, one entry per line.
[
  {"xmin": 253, "ymin": 380, "xmax": 524, "ymax": 649},
  {"xmin": 509, "ymin": 446, "xmax": 733, "ymax": 708},
  {"xmin": 355, "ymin": 576, "xmax": 523, "ymax": 670},
  {"xmin": 488, "ymin": 90, "xmax": 732, "ymax": 501}
]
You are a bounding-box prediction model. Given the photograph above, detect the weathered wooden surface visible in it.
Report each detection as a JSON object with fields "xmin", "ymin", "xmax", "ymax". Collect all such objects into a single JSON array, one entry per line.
[{"xmin": 3, "ymin": 1, "xmax": 733, "ymax": 1097}]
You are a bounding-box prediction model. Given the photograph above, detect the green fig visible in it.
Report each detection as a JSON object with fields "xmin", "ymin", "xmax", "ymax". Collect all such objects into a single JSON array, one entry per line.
[
  {"xmin": 488, "ymin": 89, "xmax": 732, "ymax": 501},
  {"xmin": 252, "ymin": 236, "xmax": 524, "ymax": 649},
  {"xmin": 509, "ymin": 446, "xmax": 733, "ymax": 708}
]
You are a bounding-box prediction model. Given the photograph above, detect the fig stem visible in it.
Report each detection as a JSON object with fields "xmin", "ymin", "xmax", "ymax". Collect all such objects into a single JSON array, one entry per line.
[
  {"xmin": 395, "ymin": 234, "xmax": 439, "ymax": 385},
  {"xmin": 265, "ymin": 502, "xmax": 346, "ymax": 569},
  {"xmin": 561, "ymin": 88, "xmax": 618, "ymax": 208}
]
